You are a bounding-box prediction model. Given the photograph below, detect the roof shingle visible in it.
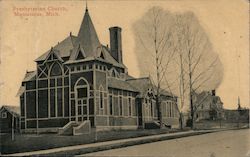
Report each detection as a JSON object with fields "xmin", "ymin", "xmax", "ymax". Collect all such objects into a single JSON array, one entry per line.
[
  {"xmin": 22, "ymin": 71, "xmax": 36, "ymax": 82},
  {"xmin": 108, "ymin": 78, "xmax": 138, "ymax": 92},
  {"xmin": 35, "ymin": 35, "xmax": 77, "ymax": 62},
  {"xmin": 126, "ymin": 77, "xmax": 175, "ymax": 97}
]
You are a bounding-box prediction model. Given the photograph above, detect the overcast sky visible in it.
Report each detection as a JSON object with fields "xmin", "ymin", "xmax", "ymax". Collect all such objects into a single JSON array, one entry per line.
[{"xmin": 0, "ymin": 0, "xmax": 249, "ymax": 109}]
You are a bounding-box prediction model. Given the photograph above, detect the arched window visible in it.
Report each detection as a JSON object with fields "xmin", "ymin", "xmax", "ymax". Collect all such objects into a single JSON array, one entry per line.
[
  {"xmin": 109, "ymin": 95, "xmax": 113, "ymax": 115},
  {"xmin": 49, "ymin": 62, "xmax": 64, "ymax": 118},
  {"xmin": 75, "ymin": 78, "xmax": 88, "ymax": 99},
  {"xmin": 128, "ymin": 97, "xmax": 132, "ymax": 117},
  {"xmin": 110, "ymin": 68, "xmax": 119, "ymax": 78},
  {"xmin": 50, "ymin": 62, "xmax": 62, "ymax": 77},
  {"xmin": 119, "ymin": 96, "xmax": 123, "ymax": 116},
  {"xmin": 150, "ymin": 99, "xmax": 153, "ymax": 117}
]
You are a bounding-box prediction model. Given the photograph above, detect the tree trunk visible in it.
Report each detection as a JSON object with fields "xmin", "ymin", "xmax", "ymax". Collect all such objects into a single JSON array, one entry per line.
[
  {"xmin": 179, "ymin": 112, "xmax": 184, "ymax": 130},
  {"xmin": 187, "ymin": 49, "xmax": 195, "ymax": 130},
  {"xmin": 156, "ymin": 96, "xmax": 163, "ymax": 128}
]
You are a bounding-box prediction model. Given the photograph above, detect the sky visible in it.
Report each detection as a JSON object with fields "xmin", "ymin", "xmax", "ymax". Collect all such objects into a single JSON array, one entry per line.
[{"xmin": 0, "ymin": 0, "xmax": 249, "ymax": 109}]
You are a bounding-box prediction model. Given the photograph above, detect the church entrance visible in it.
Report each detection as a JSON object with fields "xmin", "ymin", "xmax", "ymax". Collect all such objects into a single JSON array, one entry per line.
[{"xmin": 75, "ymin": 78, "xmax": 89, "ymax": 122}]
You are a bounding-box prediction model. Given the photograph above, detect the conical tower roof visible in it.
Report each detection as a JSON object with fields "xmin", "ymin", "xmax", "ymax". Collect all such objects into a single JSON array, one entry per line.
[{"xmin": 76, "ymin": 8, "xmax": 100, "ymax": 57}]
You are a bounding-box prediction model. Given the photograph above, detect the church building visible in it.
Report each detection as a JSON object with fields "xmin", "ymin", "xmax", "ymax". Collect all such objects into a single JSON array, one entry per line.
[{"xmin": 18, "ymin": 6, "xmax": 179, "ymax": 134}]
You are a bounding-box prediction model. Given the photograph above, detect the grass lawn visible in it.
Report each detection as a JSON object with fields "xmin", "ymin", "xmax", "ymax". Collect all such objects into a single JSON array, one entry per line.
[{"xmin": 0, "ymin": 128, "xmax": 183, "ymax": 154}]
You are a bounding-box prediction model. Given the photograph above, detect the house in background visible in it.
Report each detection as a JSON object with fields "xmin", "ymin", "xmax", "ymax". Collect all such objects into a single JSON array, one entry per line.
[
  {"xmin": 193, "ymin": 90, "xmax": 224, "ymax": 121},
  {"xmin": 17, "ymin": 6, "xmax": 179, "ymax": 134},
  {"xmin": 0, "ymin": 106, "xmax": 20, "ymax": 133}
]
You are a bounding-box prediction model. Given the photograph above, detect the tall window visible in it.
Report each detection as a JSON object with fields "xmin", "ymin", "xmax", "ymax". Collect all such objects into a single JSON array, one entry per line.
[
  {"xmin": 167, "ymin": 102, "xmax": 170, "ymax": 117},
  {"xmin": 170, "ymin": 102, "xmax": 172, "ymax": 117},
  {"xmin": 99, "ymin": 86, "xmax": 104, "ymax": 110},
  {"xmin": 150, "ymin": 100, "xmax": 153, "ymax": 117},
  {"xmin": 100, "ymin": 91, "xmax": 103, "ymax": 109},
  {"xmin": 119, "ymin": 96, "xmax": 123, "ymax": 116},
  {"xmin": 49, "ymin": 62, "xmax": 63, "ymax": 117},
  {"xmin": 112, "ymin": 70, "xmax": 116, "ymax": 77},
  {"xmin": 128, "ymin": 97, "xmax": 132, "ymax": 117},
  {"xmin": 109, "ymin": 95, "xmax": 113, "ymax": 115}
]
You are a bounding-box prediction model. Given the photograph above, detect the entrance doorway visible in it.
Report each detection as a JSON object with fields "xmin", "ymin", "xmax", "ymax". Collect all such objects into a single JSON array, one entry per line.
[{"xmin": 75, "ymin": 78, "xmax": 89, "ymax": 122}]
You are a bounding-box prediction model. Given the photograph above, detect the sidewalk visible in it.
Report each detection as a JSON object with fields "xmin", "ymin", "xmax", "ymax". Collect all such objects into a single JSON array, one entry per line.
[{"xmin": 4, "ymin": 129, "xmax": 232, "ymax": 156}]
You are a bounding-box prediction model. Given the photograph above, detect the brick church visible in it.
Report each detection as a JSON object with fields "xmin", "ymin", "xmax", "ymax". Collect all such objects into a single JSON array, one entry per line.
[{"xmin": 18, "ymin": 6, "xmax": 179, "ymax": 134}]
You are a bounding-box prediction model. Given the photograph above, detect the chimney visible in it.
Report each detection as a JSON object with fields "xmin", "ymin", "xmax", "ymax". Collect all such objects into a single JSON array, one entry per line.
[
  {"xmin": 109, "ymin": 26, "xmax": 122, "ymax": 63},
  {"xmin": 211, "ymin": 90, "xmax": 216, "ymax": 96}
]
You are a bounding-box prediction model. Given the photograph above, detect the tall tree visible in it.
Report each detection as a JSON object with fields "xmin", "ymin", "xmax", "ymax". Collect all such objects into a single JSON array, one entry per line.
[
  {"xmin": 133, "ymin": 7, "xmax": 175, "ymax": 127},
  {"xmin": 133, "ymin": 7, "xmax": 223, "ymax": 129},
  {"xmin": 171, "ymin": 12, "xmax": 223, "ymax": 128}
]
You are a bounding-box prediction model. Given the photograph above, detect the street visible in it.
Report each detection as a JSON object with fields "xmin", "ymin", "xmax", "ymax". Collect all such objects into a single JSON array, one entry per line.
[{"xmin": 81, "ymin": 129, "xmax": 250, "ymax": 157}]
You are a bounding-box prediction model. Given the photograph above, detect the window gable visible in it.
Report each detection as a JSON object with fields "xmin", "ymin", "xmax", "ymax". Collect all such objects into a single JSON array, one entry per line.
[
  {"xmin": 76, "ymin": 50, "xmax": 85, "ymax": 60},
  {"xmin": 46, "ymin": 51, "xmax": 61, "ymax": 62},
  {"xmin": 75, "ymin": 45, "xmax": 86, "ymax": 60},
  {"xmin": 100, "ymin": 51, "xmax": 105, "ymax": 60}
]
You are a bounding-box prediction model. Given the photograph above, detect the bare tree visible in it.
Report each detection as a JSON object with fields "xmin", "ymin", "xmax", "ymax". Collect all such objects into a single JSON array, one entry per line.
[
  {"xmin": 133, "ymin": 7, "xmax": 223, "ymax": 129},
  {"xmin": 133, "ymin": 7, "xmax": 175, "ymax": 127},
  {"xmin": 171, "ymin": 12, "xmax": 223, "ymax": 129}
]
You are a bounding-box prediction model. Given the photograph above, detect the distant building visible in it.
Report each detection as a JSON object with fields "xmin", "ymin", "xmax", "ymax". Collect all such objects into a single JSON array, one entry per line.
[
  {"xmin": 193, "ymin": 90, "xmax": 224, "ymax": 121},
  {"xmin": 0, "ymin": 106, "xmax": 20, "ymax": 133},
  {"xmin": 17, "ymin": 7, "xmax": 179, "ymax": 133},
  {"xmin": 224, "ymin": 97, "xmax": 249, "ymax": 123},
  {"xmin": 224, "ymin": 109, "xmax": 249, "ymax": 123}
]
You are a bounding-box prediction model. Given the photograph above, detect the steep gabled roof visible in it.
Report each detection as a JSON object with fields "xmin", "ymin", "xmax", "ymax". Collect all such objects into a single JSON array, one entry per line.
[
  {"xmin": 35, "ymin": 8, "xmax": 126, "ymax": 70},
  {"xmin": 108, "ymin": 78, "xmax": 138, "ymax": 92},
  {"xmin": 35, "ymin": 35, "xmax": 77, "ymax": 62},
  {"xmin": 0, "ymin": 106, "xmax": 20, "ymax": 117},
  {"xmin": 18, "ymin": 71, "xmax": 36, "ymax": 95},
  {"xmin": 45, "ymin": 48, "xmax": 64, "ymax": 62},
  {"xmin": 100, "ymin": 45, "xmax": 126, "ymax": 68},
  {"xmin": 126, "ymin": 77, "xmax": 175, "ymax": 98},
  {"xmin": 65, "ymin": 45, "xmax": 126, "ymax": 68},
  {"xmin": 126, "ymin": 77, "xmax": 153, "ymax": 97}
]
